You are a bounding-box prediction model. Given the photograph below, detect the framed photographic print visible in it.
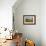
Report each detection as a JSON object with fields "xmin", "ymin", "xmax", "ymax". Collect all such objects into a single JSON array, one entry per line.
[{"xmin": 23, "ymin": 15, "xmax": 36, "ymax": 25}]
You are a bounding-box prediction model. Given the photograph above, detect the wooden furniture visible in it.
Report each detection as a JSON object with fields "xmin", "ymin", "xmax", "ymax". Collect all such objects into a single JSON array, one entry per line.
[
  {"xmin": 13, "ymin": 33, "xmax": 22, "ymax": 39},
  {"xmin": 13, "ymin": 33, "xmax": 23, "ymax": 46}
]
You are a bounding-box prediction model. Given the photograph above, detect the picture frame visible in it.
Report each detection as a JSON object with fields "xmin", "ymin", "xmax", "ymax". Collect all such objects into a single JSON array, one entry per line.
[{"xmin": 23, "ymin": 15, "xmax": 36, "ymax": 25}]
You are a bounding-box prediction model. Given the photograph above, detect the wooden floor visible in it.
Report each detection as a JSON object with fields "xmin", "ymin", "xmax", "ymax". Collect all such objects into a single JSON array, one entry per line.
[{"xmin": 0, "ymin": 39, "xmax": 16, "ymax": 46}]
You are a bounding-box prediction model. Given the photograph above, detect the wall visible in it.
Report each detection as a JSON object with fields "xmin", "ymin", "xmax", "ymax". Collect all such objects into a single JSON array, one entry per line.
[
  {"xmin": 41, "ymin": 0, "xmax": 46, "ymax": 46},
  {"xmin": 13, "ymin": 0, "xmax": 41, "ymax": 46}
]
